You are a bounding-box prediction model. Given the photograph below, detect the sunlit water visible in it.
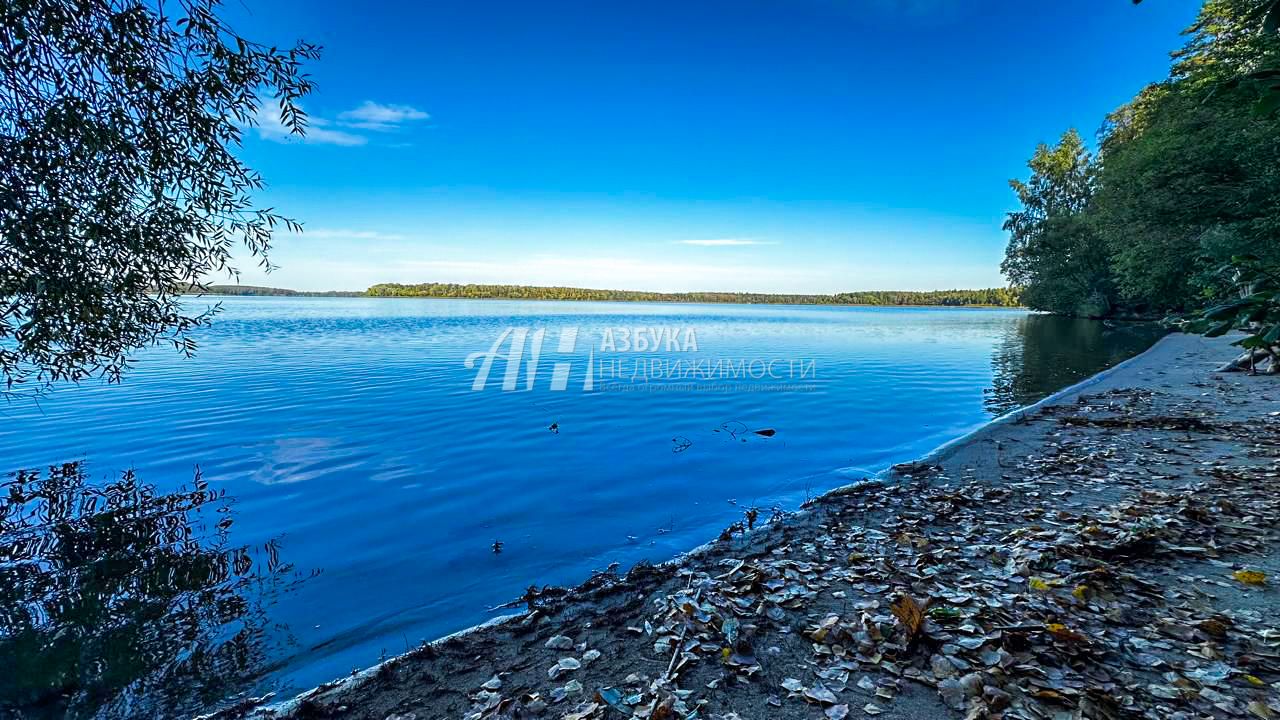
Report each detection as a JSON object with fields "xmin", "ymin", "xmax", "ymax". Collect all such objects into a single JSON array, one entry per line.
[{"xmin": 0, "ymin": 298, "xmax": 1164, "ymax": 717}]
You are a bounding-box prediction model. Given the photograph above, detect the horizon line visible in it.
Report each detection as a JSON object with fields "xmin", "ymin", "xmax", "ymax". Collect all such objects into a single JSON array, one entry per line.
[{"xmin": 199, "ymin": 280, "xmax": 1018, "ymax": 297}]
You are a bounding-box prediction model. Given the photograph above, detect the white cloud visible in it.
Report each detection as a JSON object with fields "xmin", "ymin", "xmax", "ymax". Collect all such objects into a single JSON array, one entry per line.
[
  {"xmin": 252, "ymin": 105, "xmax": 367, "ymax": 147},
  {"xmin": 300, "ymin": 228, "xmax": 408, "ymax": 241},
  {"xmin": 250, "ymin": 100, "xmax": 429, "ymax": 147},
  {"xmin": 674, "ymin": 238, "xmax": 777, "ymax": 247},
  {"xmin": 338, "ymin": 101, "xmax": 431, "ymax": 131}
]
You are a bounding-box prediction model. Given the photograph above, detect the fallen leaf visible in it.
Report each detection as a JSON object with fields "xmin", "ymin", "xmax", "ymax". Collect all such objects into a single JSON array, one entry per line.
[
  {"xmin": 1248, "ymin": 700, "xmax": 1275, "ymax": 719},
  {"xmin": 545, "ymin": 635, "xmax": 574, "ymax": 650},
  {"xmin": 890, "ymin": 594, "xmax": 925, "ymax": 644},
  {"xmin": 1233, "ymin": 569, "xmax": 1267, "ymax": 585},
  {"xmin": 547, "ymin": 657, "xmax": 581, "ymax": 680},
  {"xmin": 805, "ymin": 683, "xmax": 838, "ymax": 704},
  {"xmin": 1046, "ymin": 623, "xmax": 1088, "ymax": 644},
  {"xmin": 596, "ymin": 687, "xmax": 624, "ymax": 711}
]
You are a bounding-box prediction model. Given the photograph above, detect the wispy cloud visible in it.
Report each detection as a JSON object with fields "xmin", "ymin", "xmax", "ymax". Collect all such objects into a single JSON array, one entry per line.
[
  {"xmin": 338, "ymin": 101, "xmax": 431, "ymax": 131},
  {"xmin": 301, "ymin": 228, "xmax": 408, "ymax": 241},
  {"xmin": 252, "ymin": 105, "xmax": 367, "ymax": 146},
  {"xmin": 674, "ymin": 238, "xmax": 778, "ymax": 247},
  {"xmin": 251, "ymin": 100, "xmax": 430, "ymax": 147}
]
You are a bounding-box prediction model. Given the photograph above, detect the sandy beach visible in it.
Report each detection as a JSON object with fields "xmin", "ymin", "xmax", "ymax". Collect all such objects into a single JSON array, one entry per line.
[{"xmin": 223, "ymin": 333, "xmax": 1280, "ymax": 720}]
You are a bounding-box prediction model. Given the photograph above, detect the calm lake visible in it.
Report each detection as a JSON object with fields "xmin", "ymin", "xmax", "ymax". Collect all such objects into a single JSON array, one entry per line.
[{"xmin": 0, "ymin": 298, "xmax": 1164, "ymax": 717}]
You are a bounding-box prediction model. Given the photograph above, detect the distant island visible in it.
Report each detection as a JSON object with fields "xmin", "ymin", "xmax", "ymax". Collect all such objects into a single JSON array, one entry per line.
[{"xmin": 201, "ymin": 283, "xmax": 1021, "ymax": 307}]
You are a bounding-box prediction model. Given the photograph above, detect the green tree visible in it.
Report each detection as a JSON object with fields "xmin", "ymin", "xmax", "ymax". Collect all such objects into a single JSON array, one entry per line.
[
  {"xmin": 1095, "ymin": 0, "xmax": 1280, "ymax": 312},
  {"xmin": 0, "ymin": 0, "xmax": 319, "ymax": 392},
  {"xmin": 1095, "ymin": 86, "xmax": 1280, "ymax": 311},
  {"xmin": 1170, "ymin": 0, "xmax": 1280, "ymax": 88},
  {"xmin": 364, "ymin": 282, "xmax": 1022, "ymax": 307},
  {"xmin": 1001, "ymin": 130, "xmax": 1114, "ymax": 317},
  {"xmin": 1133, "ymin": 0, "xmax": 1280, "ymax": 113}
]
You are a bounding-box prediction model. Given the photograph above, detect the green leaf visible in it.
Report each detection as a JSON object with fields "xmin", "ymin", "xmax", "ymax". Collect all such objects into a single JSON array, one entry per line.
[
  {"xmin": 1204, "ymin": 300, "xmax": 1249, "ymax": 320},
  {"xmin": 1205, "ymin": 321, "xmax": 1234, "ymax": 338}
]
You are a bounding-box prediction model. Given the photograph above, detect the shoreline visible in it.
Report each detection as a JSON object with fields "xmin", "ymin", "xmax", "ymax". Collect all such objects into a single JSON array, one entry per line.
[
  {"xmin": 193, "ymin": 292, "xmax": 1029, "ymax": 311},
  {"xmin": 191, "ymin": 292, "xmax": 1166, "ymax": 321},
  {"xmin": 223, "ymin": 333, "xmax": 1279, "ymax": 720}
]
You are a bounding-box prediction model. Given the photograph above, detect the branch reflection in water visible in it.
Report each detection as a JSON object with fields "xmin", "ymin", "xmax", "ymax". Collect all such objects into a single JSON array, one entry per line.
[{"xmin": 0, "ymin": 462, "xmax": 314, "ymax": 719}]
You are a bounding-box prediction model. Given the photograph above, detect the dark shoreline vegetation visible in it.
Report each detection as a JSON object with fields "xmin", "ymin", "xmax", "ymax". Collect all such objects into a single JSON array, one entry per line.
[{"xmin": 201, "ymin": 283, "xmax": 1023, "ymax": 308}]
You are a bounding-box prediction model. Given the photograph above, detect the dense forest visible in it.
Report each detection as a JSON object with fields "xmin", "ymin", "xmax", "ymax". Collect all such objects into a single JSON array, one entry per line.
[
  {"xmin": 364, "ymin": 282, "xmax": 1021, "ymax": 307},
  {"xmin": 1003, "ymin": 0, "xmax": 1280, "ymax": 319}
]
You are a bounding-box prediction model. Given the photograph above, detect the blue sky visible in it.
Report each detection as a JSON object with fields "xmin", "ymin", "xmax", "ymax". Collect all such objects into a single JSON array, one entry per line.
[{"xmin": 223, "ymin": 0, "xmax": 1201, "ymax": 293}]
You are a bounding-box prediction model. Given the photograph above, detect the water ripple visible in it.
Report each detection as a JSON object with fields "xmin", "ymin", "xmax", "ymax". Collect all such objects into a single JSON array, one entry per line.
[{"xmin": 0, "ymin": 298, "xmax": 1163, "ymax": 712}]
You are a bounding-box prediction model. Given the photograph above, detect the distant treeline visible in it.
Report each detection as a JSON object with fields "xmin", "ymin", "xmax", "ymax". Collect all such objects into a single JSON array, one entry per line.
[
  {"xmin": 199, "ymin": 282, "xmax": 1021, "ymax": 307},
  {"xmin": 365, "ymin": 282, "xmax": 1021, "ymax": 307},
  {"xmin": 202, "ymin": 284, "xmax": 365, "ymax": 297}
]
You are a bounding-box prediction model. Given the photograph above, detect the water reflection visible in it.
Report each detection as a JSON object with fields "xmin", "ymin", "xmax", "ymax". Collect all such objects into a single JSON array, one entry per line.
[
  {"xmin": 0, "ymin": 462, "xmax": 307, "ymax": 719},
  {"xmin": 985, "ymin": 315, "xmax": 1166, "ymax": 415}
]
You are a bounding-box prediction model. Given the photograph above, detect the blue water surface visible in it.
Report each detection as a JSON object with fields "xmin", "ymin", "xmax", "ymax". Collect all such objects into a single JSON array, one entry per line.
[{"xmin": 0, "ymin": 298, "xmax": 1163, "ymax": 707}]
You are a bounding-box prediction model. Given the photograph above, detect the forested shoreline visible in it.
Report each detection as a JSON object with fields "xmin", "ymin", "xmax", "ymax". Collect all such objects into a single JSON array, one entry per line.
[
  {"xmin": 202, "ymin": 285, "xmax": 365, "ymax": 297},
  {"xmin": 1002, "ymin": 0, "xmax": 1280, "ymax": 320},
  {"xmin": 203, "ymin": 283, "xmax": 1021, "ymax": 307}
]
